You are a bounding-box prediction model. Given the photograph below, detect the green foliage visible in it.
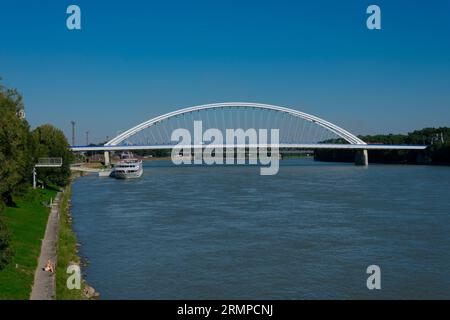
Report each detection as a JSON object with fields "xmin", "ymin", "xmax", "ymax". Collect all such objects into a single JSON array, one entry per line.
[
  {"xmin": 0, "ymin": 81, "xmax": 29, "ymax": 271},
  {"xmin": 31, "ymin": 124, "xmax": 73, "ymax": 186},
  {"xmin": 317, "ymin": 127, "xmax": 450, "ymax": 164},
  {"xmin": 0, "ymin": 217, "xmax": 13, "ymax": 270},
  {"xmin": 359, "ymin": 127, "xmax": 450, "ymax": 146},
  {"xmin": 0, "ymin": 84, "xmax": 32, "ymax": 205},
  {"xmin": 359, "ymin": 128, "xmax": 450, "ymax": 164},
  {"xmin": 406, "ymin": 127, "xmax": 450, "ymax": 145},
  {"xmin": 1, "ymin": 79, "xmax": 73, "ymax": 196}
]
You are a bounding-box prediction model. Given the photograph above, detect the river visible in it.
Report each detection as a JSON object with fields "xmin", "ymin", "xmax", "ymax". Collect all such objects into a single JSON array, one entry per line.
[{"xmin": 71, "ymin": 158, "xmax": 450, "ymax": 299}]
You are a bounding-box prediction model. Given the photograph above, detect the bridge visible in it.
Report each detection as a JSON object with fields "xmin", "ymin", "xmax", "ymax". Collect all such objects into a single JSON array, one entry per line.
[
  {"xmin": 33, "ymin": 157, "xmax": 63, "ymax": 189},
  {"xmin": 70, "ymin": 102, "xmax": 427, "ymax": 166}
]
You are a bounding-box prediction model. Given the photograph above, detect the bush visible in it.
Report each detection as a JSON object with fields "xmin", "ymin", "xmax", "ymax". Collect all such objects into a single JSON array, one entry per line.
[{"xmin": 0, "ymin": 217, "xmax": 13, "ymax": 270}]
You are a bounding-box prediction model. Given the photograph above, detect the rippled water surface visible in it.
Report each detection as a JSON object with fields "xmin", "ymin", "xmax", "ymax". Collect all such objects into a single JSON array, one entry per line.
[{"xmin": 71, "ymin": 159, "xmax": 450, "ymax": 299}]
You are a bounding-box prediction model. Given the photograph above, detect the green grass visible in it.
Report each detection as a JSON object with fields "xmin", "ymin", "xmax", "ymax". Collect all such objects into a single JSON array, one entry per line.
[
  {"xmin": 0, "ymin": 187, "xmax": 57, "ymax": 300},
  {"xmin": 55, "ymin": 184, "xmax": 86, "ymax": 300}
]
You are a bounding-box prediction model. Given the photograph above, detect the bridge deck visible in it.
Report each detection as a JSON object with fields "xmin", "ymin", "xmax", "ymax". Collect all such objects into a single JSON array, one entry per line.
[{"xmin": 70, "ymin": 143, "xmax": 427, "ymax": 152}]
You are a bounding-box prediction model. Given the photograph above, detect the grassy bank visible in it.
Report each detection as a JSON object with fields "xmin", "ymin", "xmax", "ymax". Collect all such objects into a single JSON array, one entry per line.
[
  {"xmin": 0, "ymin": 187, "xmax": 57, "ymax": 300},
  {"xmin": 55, "ymin": 182, "xmax": 86, "ymax": 299}
]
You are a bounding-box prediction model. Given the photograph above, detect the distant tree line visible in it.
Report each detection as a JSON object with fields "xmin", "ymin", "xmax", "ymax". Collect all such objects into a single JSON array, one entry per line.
[
  {"xmin": 315, "ymin": 128, "xmax": 450, "ymax": 164},
  {"xmin": 0, "ymin": 79, "xmax": 73, "ymax": 269}
]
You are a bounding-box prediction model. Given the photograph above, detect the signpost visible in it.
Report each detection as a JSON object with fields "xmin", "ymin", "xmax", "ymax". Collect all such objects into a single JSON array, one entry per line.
[{"xmin": 33, "ymin": 158, "xmax": 63, "ymax": 189}]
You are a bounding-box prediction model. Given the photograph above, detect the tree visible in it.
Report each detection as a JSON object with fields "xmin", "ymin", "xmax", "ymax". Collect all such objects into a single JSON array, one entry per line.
[
  {"xmin": 31, "ymin": 124, "xmax": 73, "ymax": 186},
  {"xmin": 0, "ymin": 80, "xmax": 29, "ymax": 270},
  {"xmin": 0, "ymin": 81, "xmax": 32, "ymax": 205}
]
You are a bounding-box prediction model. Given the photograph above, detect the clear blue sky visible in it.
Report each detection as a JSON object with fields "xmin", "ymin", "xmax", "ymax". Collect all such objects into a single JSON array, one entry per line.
[{"xmin": 1, "ymin": 0, "xmax": 449, "ymax": 143}]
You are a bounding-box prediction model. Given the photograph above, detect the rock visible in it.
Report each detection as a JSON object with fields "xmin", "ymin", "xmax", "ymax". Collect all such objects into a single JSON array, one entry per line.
[{"xmin": 83, "ymin": 284, "xmax": 99, "ymax": 299}]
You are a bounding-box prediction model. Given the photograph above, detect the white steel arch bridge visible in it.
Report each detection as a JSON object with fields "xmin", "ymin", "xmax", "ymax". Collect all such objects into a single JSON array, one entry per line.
[
  {"xmin": 105, "ymin": 102, "xmax": 367, "ymax": 146},
  {"xmin": 71, "ymin": 102, "xmax": 427, "ymax": 165}
]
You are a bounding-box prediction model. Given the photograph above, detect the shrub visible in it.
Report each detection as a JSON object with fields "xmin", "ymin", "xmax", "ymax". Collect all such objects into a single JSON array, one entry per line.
[{"xmin": 0, "ymin": 217, "xmax": 13, "ymax": 270}]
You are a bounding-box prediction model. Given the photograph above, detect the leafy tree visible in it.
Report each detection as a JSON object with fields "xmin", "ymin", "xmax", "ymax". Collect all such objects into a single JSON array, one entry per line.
[
  {"xmin": 31, "ymin": 124, "xmax": 73, "ymax": 186},
  {"xmin": 0, "ymin": 81, "xmax": 32, "ymax": 205}
]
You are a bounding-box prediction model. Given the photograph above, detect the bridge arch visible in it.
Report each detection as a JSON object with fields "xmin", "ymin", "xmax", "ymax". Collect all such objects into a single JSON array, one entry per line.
[{"xmin": 106, "ymin": 102, "xmax": 366, "ymax": 146}]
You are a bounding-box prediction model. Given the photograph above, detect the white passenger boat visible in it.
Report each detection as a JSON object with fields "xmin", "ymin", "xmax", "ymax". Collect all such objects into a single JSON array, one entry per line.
[{"xmin": 112, "ymin": 159, "xmax": 143, "ymax": 179}]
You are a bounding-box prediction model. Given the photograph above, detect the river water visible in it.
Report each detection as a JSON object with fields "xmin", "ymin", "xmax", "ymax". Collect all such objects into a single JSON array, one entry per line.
[{"xmin": 71, "ymin": 159, "xmax": 450, "ymax": 299}]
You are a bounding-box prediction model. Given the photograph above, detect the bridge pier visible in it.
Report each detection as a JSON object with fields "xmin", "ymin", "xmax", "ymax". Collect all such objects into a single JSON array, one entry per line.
[
  {"xmin": 104, "ymin": 151, "xmax": 110, "ymax": 166},
  {"xmin": 355, "ymin": 149, "xmax": 368, "ymax": 166}
]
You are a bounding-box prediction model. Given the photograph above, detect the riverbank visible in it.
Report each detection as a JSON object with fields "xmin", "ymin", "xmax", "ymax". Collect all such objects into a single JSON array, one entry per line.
[
  {"xmin": 0, "ymin": 173, "xmax": 97, "ymax": 300},
  {"xmin": 314, "ymin": 149, "xmax": 450, "ymax": 165},
  {"xmin": 55, "ymin": 173, "xmax": 98, "ymax": 299},
  {"xmin": 0, "ymin": 187, "xmax": 57, "ymax": 299},
  {"xmin": 55, "ymin": 181, "xmax": 85, "ymax": 299}
]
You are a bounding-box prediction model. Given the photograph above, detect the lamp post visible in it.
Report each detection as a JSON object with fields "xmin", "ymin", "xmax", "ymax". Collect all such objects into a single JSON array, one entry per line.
[
  {"xmin": 33, "ymin": 167, "xmax": 37, "ymax": 189},
  {"xmin": 71, "ymin": 121, "xmax": 76, "ymax": 146}
]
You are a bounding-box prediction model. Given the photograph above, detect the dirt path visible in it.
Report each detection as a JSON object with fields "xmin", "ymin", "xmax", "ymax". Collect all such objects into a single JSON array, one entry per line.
[{"xmin": 30, "ymin": 192, "xmax": 61, "ymax": 300}]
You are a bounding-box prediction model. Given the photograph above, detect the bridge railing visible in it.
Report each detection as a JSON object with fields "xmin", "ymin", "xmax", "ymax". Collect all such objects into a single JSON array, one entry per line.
[{"xmin": 35, "ymin": 157, "xmax": 63, "ymax": 168}]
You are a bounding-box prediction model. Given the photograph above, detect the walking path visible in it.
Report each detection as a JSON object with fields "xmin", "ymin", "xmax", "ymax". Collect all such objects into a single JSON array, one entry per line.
[{"xmin": 30, "ymin": 192, "xmax": 61, "ymax": 300}]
